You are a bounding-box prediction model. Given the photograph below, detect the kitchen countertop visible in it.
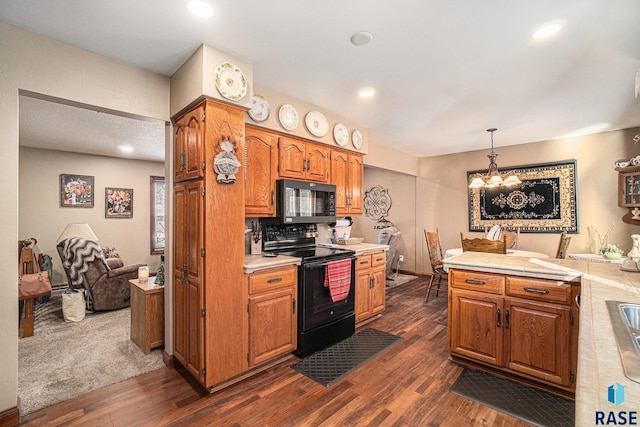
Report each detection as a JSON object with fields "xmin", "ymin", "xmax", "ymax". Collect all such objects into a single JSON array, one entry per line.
[
  {"xmin": 443, "ymin": 252, "xmax": 640, "ymax": 424},
  {"xmin": 243, "ymin": 254, "xmax": 301, "ymax": 274},
  {"xmin": 317, "ymin": 242, "xmax": 389, "ymax": 255}
]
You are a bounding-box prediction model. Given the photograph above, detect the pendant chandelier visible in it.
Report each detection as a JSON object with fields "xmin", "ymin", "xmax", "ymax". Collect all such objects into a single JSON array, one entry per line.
[{"xmin": 469, "ymin": 128, "xmax": 521, "ymax": 189}]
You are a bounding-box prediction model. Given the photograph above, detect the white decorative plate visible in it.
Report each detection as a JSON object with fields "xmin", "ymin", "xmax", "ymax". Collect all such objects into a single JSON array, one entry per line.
[
  {"xmin": 352, "ymin": 130, "xmax": 363, "ymax": 149},
  {"xmin": 333, "ymin": 123, "xmax": 349, "ymax": 147},
  {"xmin": 304, "ymin": 111, "xmax": 329, "ymax": 137},
  {"xmin": 248, "ymin": 94, "xmax": 270, "ymax": 122},
  {"xmin": 278, "ymin": 104, "xmax": 299, "ymax": 131},
  {"xmin": 215, "ymin": 62, "xmax": 247, "ymax": 101}
]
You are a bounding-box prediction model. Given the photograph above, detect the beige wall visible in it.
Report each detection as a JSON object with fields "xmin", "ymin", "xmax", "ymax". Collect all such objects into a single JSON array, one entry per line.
[
  {"xmin": 352, "ymin": 166, "xmax": 417, "ymax": 273},
  {"xmin": 19, "ymin": 147, "xmax": 165, "ymax": 285},
  {"xmin": 416, "ymin": 128, "xmax": 640, "ymax": 274},
  {"xmin": 0, "ymin": 22, "xmax": 170, "ymax": 414}
]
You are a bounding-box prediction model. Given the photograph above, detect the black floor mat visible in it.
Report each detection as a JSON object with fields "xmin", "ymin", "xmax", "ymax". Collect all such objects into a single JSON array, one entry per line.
[
  {"xmin": 292, "ymin": 328, "xmax": 402, "ymax": 387},
  {"xmin": 450, "ymin": 369, "xmax": 574, "ymax": 427}
]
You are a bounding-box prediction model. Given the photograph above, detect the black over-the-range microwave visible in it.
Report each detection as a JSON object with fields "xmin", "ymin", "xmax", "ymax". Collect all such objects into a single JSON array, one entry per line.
[{"xmin": 274, "ymin": 179, "xmax": 337, "ymax": 224}]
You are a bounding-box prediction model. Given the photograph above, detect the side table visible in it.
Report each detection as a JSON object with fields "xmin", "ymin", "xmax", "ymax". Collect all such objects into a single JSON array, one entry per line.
[{"xmin": 129, "ymin": 277, "xmax": 164, "ymax": 354}]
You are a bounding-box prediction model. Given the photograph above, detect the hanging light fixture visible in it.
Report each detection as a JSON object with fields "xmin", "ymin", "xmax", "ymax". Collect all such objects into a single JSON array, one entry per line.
[{"xmin": 469, "ymin": 128, "xmax": 522, "ymax": 189}]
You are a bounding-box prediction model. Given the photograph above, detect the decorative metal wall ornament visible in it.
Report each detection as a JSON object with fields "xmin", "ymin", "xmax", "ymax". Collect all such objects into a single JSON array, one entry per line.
[
  {"xmin": 467, "ymin": 160, "xmax": 578, "ymax": 233},
  {"xmin": 364, "ymin": 185, "xmax": 392, "ymax": 221},
  {"xmin": 214, "ymin": 139, "xmax": 242, "ymax": 184}
]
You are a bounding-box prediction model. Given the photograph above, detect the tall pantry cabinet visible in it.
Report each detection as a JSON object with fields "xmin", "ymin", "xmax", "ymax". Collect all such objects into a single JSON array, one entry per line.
[{"xmin": 173, "ymin": 98, "xmax": 246, "ymax": 388}]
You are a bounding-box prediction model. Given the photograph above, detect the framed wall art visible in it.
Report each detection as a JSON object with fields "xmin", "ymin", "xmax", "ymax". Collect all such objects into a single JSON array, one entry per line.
[
  {"xmin": 105, "ymin": 187, "xmax": 133, "ymax": 218},
  {"xmin": 150, "ymin": 176, "xmax": 165, "ymax": 255},
  {"xmin": 467, "ymin": 160, "xmax": 578, "ymax": 233},
  {"xmin": 60, "ymin": 174, "xmax": 94, "ymax": 208}
]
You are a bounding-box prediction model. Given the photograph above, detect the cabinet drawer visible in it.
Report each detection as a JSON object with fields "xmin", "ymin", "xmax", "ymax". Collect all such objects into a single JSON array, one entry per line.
[
  {"xmin": 449, "ymin": 269, "xmax": 504, "ymax": 294},
  {"xmin": 371, "ymin": 251, "xmax": 387, "ymax": 268},
  {"xmin": 356, "ymin": 254, "xmax": 372, "ymax": 271},
  {"xmin": 506, "ymin": 277, "xmax": 571, "ymax": 304},
  {"xmin": 248, "ymin": 265, "xmax": 297, "ymax": 294}
]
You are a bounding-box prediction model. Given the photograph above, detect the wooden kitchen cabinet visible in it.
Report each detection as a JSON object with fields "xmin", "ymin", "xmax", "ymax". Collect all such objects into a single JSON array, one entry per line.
[
  {"xmin": 129, "ymin": 278, "xmax": 165, "ymax": 355},
  {"xmin": 246, "ymin": 265, "xmax": 297, "ymax": 367},
  {"xmin": 448, "ymin": 269, "xmax": 579, "ymax": 396},
  {"xmin": 331, "ymin": 150, "xmax": 364, "ymax": 216},
  {"xmin": 172, "ymin": 99, "xmax": 246, "ymax": 388},
  {"xmin": 616, "ymin": 165, "xmax": 640, "ymax": 207},
  {"xmin": 245, "ymin": 125, "xmax": 278, "ymax": 216},
  {"xmin": 173, "ymin": 103, "xmax": 205, "ymax": 183},
  {"xmin": 355, "ymin": 251, "xmax": 386, "ymax": 323},
  {"xmin": 279, "ymin": 137, "xmax": 330, "ymax": 183}
]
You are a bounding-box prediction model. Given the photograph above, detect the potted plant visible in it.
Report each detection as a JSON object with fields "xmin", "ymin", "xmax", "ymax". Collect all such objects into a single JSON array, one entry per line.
[{"xmin": 601, "ymin": 244, "xmax": 624, "ymax": 260}]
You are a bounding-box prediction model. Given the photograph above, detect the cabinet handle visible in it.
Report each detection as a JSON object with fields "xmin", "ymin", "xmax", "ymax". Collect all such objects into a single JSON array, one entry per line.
[
  {"xmin": 182, "ymin": 265, "xmax": 188, "ymax": 283},
  {"xmin": 267, "ymin": 277, "xmax": 283, "ymax": 284},
  {"xmin": 523, "ymin": 287, "xmax": 550, "ymax": 295},
  {"xmin": 292, "ymin": 298, "xmax": 296, "ymax": 314},
  {"xmin": 465, "ymin": 279, "xmax": 486, "ymax": 285},
  {"xmin": 497, "ymin": 309, "xmax": 501, "ymax": 327},
  {"xmin": 270, "ymin": 190, "xmax": 275, "ymax": 206},
  {"xmin": 180, "ymin": 150, "xmax": 186, "ymax": 170},
  {"xmin": 359, "ymin": 261, "xmax": 369, "ymax": 265},
  {"xmin": 370, "ymin": 277, "xmax": 375, "ymax": 289},
  {"xmin": 375, "ymin": 258, "xmax": 384, "ymax": 262},
  {"xmin": 505, "ymin": 309, "xmax": 510, "ymax": 329}
]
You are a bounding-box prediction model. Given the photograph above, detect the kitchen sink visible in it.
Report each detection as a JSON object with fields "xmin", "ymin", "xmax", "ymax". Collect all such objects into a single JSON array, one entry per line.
[{"xmin": 606, "ymin": 301, "xmax": 640, "ymax": 383}]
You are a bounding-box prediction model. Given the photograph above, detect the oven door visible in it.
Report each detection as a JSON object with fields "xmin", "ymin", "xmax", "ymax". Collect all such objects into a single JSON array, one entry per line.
[{"xmin": 300, "ymin": 257, "xmax": 355, "ymax": 331}]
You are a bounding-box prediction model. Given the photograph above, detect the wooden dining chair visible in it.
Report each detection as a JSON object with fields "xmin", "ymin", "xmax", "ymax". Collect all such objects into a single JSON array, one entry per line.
[
  {"xmin": 424, "ymin": 229, "xmax": 447, "ymax": 303},
  {"xmin": 556, "ymin": 231, "xmax": 572, "ymax": 259},
  {"xmin": 460, "ymin": 232, "xmax": 507, "ymax": 254}
]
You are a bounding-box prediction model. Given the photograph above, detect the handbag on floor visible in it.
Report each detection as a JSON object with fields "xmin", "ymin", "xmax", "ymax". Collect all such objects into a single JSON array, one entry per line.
[
  {"xmin": 62, "ymin": 288, "xmax": 85, "ymax": 322},
  {"xmin": 18, "ymin": 241, "xmax": 52, "ymax": 301}
]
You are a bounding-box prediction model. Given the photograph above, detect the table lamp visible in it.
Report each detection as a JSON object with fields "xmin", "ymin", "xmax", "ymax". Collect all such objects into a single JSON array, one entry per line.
[{"xmin": 56, "ymin": 223, "xmax": 98, "ymax": 244}]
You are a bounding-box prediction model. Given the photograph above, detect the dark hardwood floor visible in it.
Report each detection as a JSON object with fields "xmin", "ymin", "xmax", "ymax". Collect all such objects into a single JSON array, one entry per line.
[{"xmin": 19, "ymin": 278, "xmax": 533, "ymax": 426}]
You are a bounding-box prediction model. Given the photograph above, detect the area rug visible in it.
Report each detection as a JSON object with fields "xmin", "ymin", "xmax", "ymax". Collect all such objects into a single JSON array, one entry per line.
[
  {"xmin": 386, "ymin": 273, "xmax": 418, "ymax": 288},
  {"xmin": 450, "ymin": 369, "xmax": 574, "ymax": 427},
  {"xmin": 18, "ymin": 290, "xmax": 165, "ymax": 415},
  {"xmin": 292, "ymin": 328, "xmax": 402, "ymax": 387}
]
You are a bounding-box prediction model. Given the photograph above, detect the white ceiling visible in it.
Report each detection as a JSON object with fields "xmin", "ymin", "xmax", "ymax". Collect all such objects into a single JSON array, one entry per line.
[{"xmin": 4, "ymin": 0, "xmax": 640, "ymax": 161}]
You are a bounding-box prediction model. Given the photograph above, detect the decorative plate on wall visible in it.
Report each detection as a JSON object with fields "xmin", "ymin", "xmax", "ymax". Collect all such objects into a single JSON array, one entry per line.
[
  {"xmin": 278, "ymin": 104, "xmax": 299, "ymax": 131},
  {"xmin": 352, "ymin": 130, "xmax": 363, "ymax": 149},
  {"xmin": 214, "ymin": 62, "xmax": 247, "ymax": 101},
  {"xmin": 333, "ymin": 123, "xmax": 349, "ymax": 147},
  {"xmin": 248, "ymin": 94, "xmax": 270, "ymax": 122},
  {"xmin": 304, "ymin": 111, "xmax": 329, "ymax": 137}
]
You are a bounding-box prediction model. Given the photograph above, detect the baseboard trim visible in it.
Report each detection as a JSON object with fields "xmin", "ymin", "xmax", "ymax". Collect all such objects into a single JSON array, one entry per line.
[
  {"xmin": 0, "ymin": 405, "xmax": 19, "ymax": 427},
  {"xmin": 162, "ymin": 351, "xmax": 174, "ymax": 369}
]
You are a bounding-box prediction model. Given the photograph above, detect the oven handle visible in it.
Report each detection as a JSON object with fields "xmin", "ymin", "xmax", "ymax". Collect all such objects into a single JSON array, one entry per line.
[{"xmin": 303, "ymin": 257, "xmax": 356, "ymax": 268}]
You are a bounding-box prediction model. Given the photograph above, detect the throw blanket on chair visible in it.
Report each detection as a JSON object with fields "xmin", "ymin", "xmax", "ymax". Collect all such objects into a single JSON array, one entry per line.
[{"xmin": 61, "ymin": 237, "xmax": 108, "ymax": 287}]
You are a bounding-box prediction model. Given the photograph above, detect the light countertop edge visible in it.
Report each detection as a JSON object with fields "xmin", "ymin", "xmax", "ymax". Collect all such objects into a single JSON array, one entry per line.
[
  {"xmin": 318, "ymin": 242, "xmax": 389, "ymax": 255},
  {"xmin": 243, "ymin": 254, "xmax": 301, "ymax": 274}
]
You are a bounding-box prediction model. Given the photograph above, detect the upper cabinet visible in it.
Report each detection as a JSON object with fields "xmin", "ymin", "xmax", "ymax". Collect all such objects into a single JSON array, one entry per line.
[
  {"xmin": 245, "ymin": 125, "xmax": 278, "ymax": 216},
  {"xmin": 173, "ymin": 104, "xmax": 205, "ymax": 183},
  {"xmin": 617, "ymin": 165, "xmax": 640, "ymax": 207},
  {"xmin": 279, "ymin": 137, "xmax": 330, "ymax": 183},
  {"xmin": 332, "ymin": 150, "xmax": 364, "ymax": 216}
]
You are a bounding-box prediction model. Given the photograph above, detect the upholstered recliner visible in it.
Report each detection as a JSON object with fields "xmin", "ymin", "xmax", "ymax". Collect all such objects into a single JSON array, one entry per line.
[
  {"xmin": 57, "ymin": 238, "xmax": 146, "ymax": 311},
  {"xmin": 377, "ymin": 226, "xmax": 402, "ymax": 279}
]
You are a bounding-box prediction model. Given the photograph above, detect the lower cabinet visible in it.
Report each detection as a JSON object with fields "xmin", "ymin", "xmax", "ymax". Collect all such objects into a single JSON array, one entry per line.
[
  {"xmin": 355, "ymin": 251, "xmax": 386, "ymax": 323},
  {"xmin": 448, "ymin": 269, "xmax": 579, "ymax": 395},
  {"xmin": 246, "ymin": 265, "xmax": 298, "ymax": 367}
]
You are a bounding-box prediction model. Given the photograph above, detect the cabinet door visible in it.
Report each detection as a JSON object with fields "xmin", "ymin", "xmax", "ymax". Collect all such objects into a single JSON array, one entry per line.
[
  {"xmin": 183, "ymin": 105, "xmax": 205, "ymax": 181},
  {"xmin": 347, "ymin": 154, "xmax": 364, "ymax": 214},
  {"xmin": 355, "ymin": 269, "xmax": 372, "ymax": 323},
  {"xmin": 370, "ymin": 264, "xmax": 386, "ymax": 316},
  {"xmin": 279, "ymin": 137, "xmax": 306, "ymax": 180},
  {"xmin": 449, "ymin": 289, "xmax": 504, "ymax": 366},
  {"xmin": 306, "ymin": 144, "xmax": 330, "ymax": 183},
  {"xmin": 248, "ymin": 286, "xmax": 297, "ymax": 366},
  {"xmin": 173, "ymin": 118, "xmax": 187, "ymax": 182},
  {"xmin": 173, "ymin": 180, "xmax": 205, "ymax": 382},
  {"xmin": 245, "ymin": 127, "xmax": 277, "ymax": 216},
  {"xmin": 504, "ymin": 298, "xmax": 572, "ymax": 387},
  {"xmin": 331, "ymin": 150, "xmax": 349, "ymax": 215}
]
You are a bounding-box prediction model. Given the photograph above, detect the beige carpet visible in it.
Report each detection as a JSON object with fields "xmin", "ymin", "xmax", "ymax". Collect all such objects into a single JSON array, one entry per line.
[
  {"xmin": 386, "ymin": 273, "xmax": 419, "ymax": 288},
  {"xmin": 18, "ymin": 290, "xmax": 165, "ymax": 415}
]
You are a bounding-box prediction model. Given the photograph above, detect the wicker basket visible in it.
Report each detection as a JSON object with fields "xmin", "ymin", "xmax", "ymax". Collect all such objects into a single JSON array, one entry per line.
[{"xmin": 331, "ymin": 237, "xmax": 364, "ymax": 245}]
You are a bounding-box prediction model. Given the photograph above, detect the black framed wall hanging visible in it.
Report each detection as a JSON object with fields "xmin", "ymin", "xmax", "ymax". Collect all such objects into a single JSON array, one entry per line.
[{"xmin": 467, "ymin": 160, "xmax": 578, "ymax": 233}]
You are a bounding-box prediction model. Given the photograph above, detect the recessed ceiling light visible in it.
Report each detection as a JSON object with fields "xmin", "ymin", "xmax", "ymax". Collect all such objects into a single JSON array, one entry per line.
[
  {"xmin": 359, "ymin": 88, "xmax": 376, "ymax": 98},
  {"xmin": 118, "ymin": 145, "xmax": 133, "ymax": 152},
  {"xmin": 187, "ymin": 0, "xmax": 214, "ymax": 18},
  {"xmin": 351, "ymin": 31, "xmax": 374, "ymax": 46},
  {"xmin": 532, "ymin": 21, "xmax": 565, "ymax": 39}
]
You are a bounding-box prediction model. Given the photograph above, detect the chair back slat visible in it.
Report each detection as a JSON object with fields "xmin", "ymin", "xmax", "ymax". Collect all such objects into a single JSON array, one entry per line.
[
  {"xmin": 556, "ymin": 231, "xmax": 571, "ymax": 259},
  {"xmin": 424, "ymin": 229, "xmax": 444, "ymax": 270}
]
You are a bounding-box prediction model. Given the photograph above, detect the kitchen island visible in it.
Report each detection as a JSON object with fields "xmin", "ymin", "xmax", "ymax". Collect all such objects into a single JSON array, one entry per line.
[{"xmin": 444, "ymin": 252, "xmax": 640, "ymax": 425}]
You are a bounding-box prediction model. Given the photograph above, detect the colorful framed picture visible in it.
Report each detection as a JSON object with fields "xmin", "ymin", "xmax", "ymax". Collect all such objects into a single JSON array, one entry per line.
[
  {"xmin": 105, "ymin": 187, "xmax": 133, "ymax": 218},
  {"xmin": 60, "ymin": 174, "xmax": 94, "ymax": 208}
]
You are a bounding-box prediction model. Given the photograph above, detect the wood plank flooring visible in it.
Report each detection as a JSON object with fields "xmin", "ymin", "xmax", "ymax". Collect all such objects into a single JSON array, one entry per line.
[{"xmin": 19, "ymin": 278, "xmax": 534, "ymax": 426}]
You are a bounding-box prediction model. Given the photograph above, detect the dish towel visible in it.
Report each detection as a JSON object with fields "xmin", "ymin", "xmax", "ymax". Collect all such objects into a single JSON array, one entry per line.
[{"xmin": 324, "ymin": 259, "xmax": 352, "ymax": 302}]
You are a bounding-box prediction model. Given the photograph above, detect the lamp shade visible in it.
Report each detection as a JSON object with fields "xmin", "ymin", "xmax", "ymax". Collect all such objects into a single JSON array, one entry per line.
[{"xmin": 56, "ymin": 223, "xmax": 98, "ymax": 244}]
